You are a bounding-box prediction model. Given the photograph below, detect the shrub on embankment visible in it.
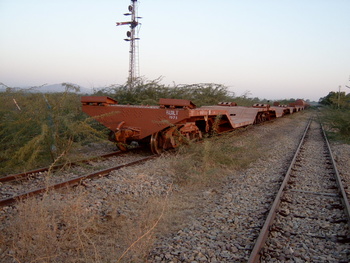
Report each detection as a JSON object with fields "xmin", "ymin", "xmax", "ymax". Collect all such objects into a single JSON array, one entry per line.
[
  {"xmin": 319, "ymin": 91, "xmax": 350, "ymax": 143},
  {"xmin": 0, "ymin": 84, "xmax": 109, "ymax": 175}
]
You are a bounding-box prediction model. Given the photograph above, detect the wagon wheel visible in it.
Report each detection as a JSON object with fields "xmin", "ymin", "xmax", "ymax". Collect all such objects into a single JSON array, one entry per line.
[
  {"xmin": 150, "ymin": 132, "xmax": 164, "ymax": 154},
  {"xmin": 165, "ymin": 126, "xmax": 181, "ymax": 149},
  {"xmin": 116, "ymin": 142, "xmax": 128, "ymax": 152},
  {"xmin": 255, "ymin": 112, "xmax": 266, "ymax": 124},
  {"xmin": 188, "ymin": 130, "xmax": 202, "ymax": 141},
  {"xmin": 181, "ymin": 124, "xmax": 202, "ymax": 143},
  {"xmin": 168, "ymin": 125, "xmax": 202, "ymax": 148}
]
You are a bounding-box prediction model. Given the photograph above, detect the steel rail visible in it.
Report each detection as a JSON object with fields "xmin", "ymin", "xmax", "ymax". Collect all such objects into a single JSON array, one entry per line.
[
  {"xmin": 321, "ymin": 123, "xmax": 350, "ymax": 225},
  {"xmin": 0, "ymin": 154, "xmax": 157, "ymax": 207},
  {"xmin": 0, "ymin": 147, "xmax": 143, "ymax": 183},
  {"xmin": 247, "ymin": 118, "xmax": 312, "ymax": 263}
]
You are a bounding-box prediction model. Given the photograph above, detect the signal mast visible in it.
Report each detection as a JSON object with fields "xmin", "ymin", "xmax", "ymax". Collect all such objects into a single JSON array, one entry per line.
[{"xmin": 116, "ymin": 0, "xmax": 141, "ymax": 88}]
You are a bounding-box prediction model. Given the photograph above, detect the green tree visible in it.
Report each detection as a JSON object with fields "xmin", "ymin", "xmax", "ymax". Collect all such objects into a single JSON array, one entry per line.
[
  {"xmin": 320, "ymin": 90, "xmax": 350, "ymax": 142},
  {"xmin": 319, "ymin": 91, "xmax": 350, "ymax": 109}
]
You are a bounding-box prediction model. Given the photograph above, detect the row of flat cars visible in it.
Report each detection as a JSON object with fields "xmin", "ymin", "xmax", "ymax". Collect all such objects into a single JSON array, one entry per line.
[{"xmin": 81, "ymin": 96, "xmax": 308, "ymax": 154}]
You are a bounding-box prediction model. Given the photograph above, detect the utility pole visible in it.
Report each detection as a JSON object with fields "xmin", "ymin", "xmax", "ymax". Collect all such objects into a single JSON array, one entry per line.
[
  {"xmin": 116, "ymin": 0, "xmax": 141, "ymax": 88},
  {"xmin": 338, "ymin": 85, "xmax": 341, "ymax": 109}
]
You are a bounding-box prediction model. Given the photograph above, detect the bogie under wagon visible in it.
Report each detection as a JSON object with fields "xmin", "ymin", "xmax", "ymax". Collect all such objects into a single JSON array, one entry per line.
[{"xmin": 81, "ymin": 96, "xmax": 306, "ymax": 153}]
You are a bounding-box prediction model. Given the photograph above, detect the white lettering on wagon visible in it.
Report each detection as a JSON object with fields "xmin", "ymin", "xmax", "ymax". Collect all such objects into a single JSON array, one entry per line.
[{"xmin": 166, "ymin": 110, "xmax": 179, "ymax": 120}]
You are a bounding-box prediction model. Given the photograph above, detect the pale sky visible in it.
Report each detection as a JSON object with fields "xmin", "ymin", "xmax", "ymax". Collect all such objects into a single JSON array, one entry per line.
[{"xmin": 1, "ymin": 0, "xmax": 349, "ymax": 101}]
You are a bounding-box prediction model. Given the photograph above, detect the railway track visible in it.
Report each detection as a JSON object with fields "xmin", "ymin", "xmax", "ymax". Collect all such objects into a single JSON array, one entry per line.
[
  {"xmin": 0, "ymin": 150, "xmax": 126, "ymax": 183},
  {"xmin": 248, "ymin": 119, "xmax": 350, "ymax": 262},
  {"xmin": 6, "ymin": 111, "xmax": 347, "ymax": 262},
  {"xmin": 0, "ymin": 150, "xmax": 156, "ymax": 207}
]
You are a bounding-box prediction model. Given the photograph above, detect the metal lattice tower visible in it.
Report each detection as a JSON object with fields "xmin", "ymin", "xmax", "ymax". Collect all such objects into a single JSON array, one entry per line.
[{"xmin": 116, "ymin": 0, "xmax": 141, "ymax": 88}]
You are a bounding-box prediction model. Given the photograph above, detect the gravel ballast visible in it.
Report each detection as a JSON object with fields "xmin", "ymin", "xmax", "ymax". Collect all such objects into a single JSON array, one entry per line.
[{"xmin": 1, "ymin": 110, "xmax": 349, "ymax": 262}]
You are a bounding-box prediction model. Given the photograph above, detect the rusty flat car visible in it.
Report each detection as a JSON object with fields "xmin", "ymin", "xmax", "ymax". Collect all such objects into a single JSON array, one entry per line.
[{"xmin": 81, "ymin": 96, "xmax": 306, "ymax": 154}]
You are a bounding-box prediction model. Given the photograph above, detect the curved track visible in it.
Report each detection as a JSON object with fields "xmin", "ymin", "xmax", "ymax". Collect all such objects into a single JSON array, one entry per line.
[{"xmin": 248, "ymin": 119, "xmax": 350, "ymax": 262}]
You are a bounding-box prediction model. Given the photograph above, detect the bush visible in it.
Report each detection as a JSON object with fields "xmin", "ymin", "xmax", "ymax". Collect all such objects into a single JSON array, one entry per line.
[
  {"xmin": 321, "ymin": 107, "xmax": 350, "ymax": 143},
  {"xmin": 94, "ymin": 78, "xmax": 235, "ymax": 107},
  {"xmin": 95, "ymin": 78, "xmax": 301, "ymax": 108},
  {"xmin": 0, "ymin": 84, "xmax": 110, "ymax": 175}
]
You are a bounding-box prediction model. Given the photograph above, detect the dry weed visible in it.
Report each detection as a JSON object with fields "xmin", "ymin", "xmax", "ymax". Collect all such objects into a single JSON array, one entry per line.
[
  {"xmin": 169, "ymin": 129, "xmax": 260, "ymax": 187},
  {"xmin": 0, "ymin": 117, "xmax": 300, "ymax": 262},
  {"xmin": 0, "ymin": 185, "xmax": 171, "ymax": 263}
]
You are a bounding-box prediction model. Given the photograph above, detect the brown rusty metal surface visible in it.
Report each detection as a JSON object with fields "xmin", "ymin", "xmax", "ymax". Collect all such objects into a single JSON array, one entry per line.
[
  {"xmin": 85, "ymin": 107, "xmax": 137, "ymax": 137},
  {"xmin": 270, "ymin": 106, "xmax": 289, "ymax": 118},
  {"xmin": 294, "ymin": 106, "xmax": 305, "ymax": 111},
  {"xmin": 81, "ymin": 96, "xmax": 118, "ymax": 105},
  {"xmin": 82, "ymin": 103, "xmax": 188, "ymax": 139},
  {"xmin": 289, "ymin": 99, "xmax": 308, "ymax": 111},
  {"xmin": 82, "ymin": 97, "xmax": 232, "ymax": 141},
  {"xmin": 287, "ymin": 106, "xmax": 296, "ymax": 114},
  {"xmin": 200, "ymin": 105, "xmax": 271, "ymax": 128},
  {"xmin": 252, "ymin": 103, "xmax": 270, "ymax": 109},
  {"xmin": 81, "ymin": 96, "xmax": 307, "ymax": 152},
  {"xmin": 158, "ymin": 98, "xmax": 196, "ymax": 109},
  {"xmin": 294, "ymin": 99, "xmax": 308, "ymax": 106},
  {"xmin": 217, "ymin": 102, "xmax": 237, "ymax": 106}
]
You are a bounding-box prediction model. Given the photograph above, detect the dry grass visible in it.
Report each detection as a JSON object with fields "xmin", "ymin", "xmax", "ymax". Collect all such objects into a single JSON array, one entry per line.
[
  {"xmin": 0, "ymin": 116, "xmax": 298, "ymax": 262},
  {"xmin": 169, "ymin": 127, "xmax": 261, "ymax": 187},
  {"xmin": 0, "ymin": 186, "xmax": 170, "ymax": 263}
]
